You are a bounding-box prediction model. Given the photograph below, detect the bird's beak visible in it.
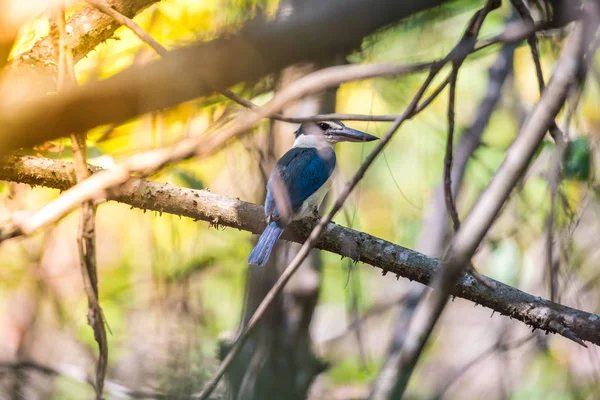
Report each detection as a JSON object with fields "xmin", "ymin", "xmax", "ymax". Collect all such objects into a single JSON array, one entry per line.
[{"xmin": 334, "ymin": 127, "xmax": 379, "ymax": 142}]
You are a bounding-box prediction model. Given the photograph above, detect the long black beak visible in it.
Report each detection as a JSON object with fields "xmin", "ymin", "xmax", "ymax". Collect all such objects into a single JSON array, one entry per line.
[{"xmin": 335, "ymin": 127, "xmax": 379, "ymax": 142}]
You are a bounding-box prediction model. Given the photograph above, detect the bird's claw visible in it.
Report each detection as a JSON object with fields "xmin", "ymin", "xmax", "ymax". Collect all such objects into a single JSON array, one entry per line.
[{"xmin": 312, "ymin": 207, "xmax": 322, "ymax": 219}]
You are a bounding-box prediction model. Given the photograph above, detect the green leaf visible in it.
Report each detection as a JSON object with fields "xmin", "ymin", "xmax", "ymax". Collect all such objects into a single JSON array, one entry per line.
[
  {"xmin": 172, "ymin": 168, "xmax": 205, "ymax": 190},
  {"xmin": 564, "ymin": 137, "xmax": 592, "ymax": 181}
]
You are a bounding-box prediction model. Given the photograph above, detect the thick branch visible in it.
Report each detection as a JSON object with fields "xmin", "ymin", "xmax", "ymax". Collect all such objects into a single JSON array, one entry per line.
[
  {"xmin": 6, "ymin": 0, "xmax": 160, "ymax": 77},
  {"xmin": 0, "ymin": 0, "xmax": 451, "ymax": 154},
  {"xmin": 2, "ymin": 155, "xmax": 600, "ymax": 346}
]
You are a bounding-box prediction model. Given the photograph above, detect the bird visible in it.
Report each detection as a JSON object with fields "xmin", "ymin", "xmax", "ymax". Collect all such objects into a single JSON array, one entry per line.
[{"xmin": 248, "ymin": 120, "xmax": 378, "ymax": 266}]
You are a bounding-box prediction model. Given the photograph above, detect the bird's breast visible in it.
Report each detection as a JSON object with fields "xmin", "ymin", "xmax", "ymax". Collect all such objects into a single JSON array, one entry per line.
[{"xmin": 294, "ymin": 167, "xmax": 336, "ymax": 219}]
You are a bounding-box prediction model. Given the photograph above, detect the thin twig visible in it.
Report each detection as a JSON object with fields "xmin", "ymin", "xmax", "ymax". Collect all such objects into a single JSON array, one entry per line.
[
  {"xmin": 432, "ymin": 334, "xmax": 536, "ymax": 398},
  {"xmin": 510, "ymin": 0, "xmax": 545, "ymax": 92},
  {"xmin": 546, "ymin": 85, "xmax": 583, "ymax": 301},
  {"xmin": 444, "ymin": 67, "xmax": 461, "ymax": 232},
  {"xmin": 510, "ymin": 0, "xmax": 566, "ymax": 146},
  {"xmin": 444, "ymin": 65, "xmax": 496, "ymax": 290},
  {"xmin": 322, "ymin": 292, "xmax": 410, "ymax": 347},
  {"xmin": 220, "ymin": 80, "xmax": 456, "ymax": 124},
  {"xmin": 85, "ymin": 0, "xmax": 168, "ymax": 56},
  {"xmin": 50, "ymin": 7, "xmax": 107, "ymax": 399}
]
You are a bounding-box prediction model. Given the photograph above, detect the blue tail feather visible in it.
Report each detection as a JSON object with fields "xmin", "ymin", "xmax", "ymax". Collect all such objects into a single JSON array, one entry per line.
[{"xmin": 248, "ymin": 222, "xmax": 284, "ymax": 266}]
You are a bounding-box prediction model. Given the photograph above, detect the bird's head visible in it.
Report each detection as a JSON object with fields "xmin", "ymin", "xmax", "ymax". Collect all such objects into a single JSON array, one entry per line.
[{"xmin": 294, "ymin": 120, "xmax": 378, "ymax": 144}]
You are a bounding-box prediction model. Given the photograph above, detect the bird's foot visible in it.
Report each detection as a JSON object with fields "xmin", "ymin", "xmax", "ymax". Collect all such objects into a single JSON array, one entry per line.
[{"xmin": 312, "ymin": 207, "xmax": 322, "ymax": 220}]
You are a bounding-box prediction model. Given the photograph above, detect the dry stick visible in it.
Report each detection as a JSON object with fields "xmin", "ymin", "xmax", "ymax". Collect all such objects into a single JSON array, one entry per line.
[
  {"xmin": 2, "ymin": 155, "xmax": 600, "ymax": 344},
  {"xmin": 444, "ymin": 68, "xmax": 461, "ymax": 232},
  {"xmin": 375, "ymin": 22, "xmax": 587, "ymax": 400},
  {"xmin": 194, "ymin": 63, "xmax": 444, "ymax": 400},
  {"xmin": 222, "ymin": 72, "xmax": 451, "ymax": 124},
  {"xmin": 510, "ymin": 0, "xmax": 569, "ymax": 303},
  {"xmin": 440, "ymin": 0, "xmax": 499, "ymax": 233},
  {"xmin": 433, "ymin": 334, "xmax": 536, "ymax": 398},
  {"xmin": 50, "ymin": 8, "xmax": 107, "ymax": 399},
  {"xmin": 444, "ymin": 66, "xmax": 494, "ymax": 289},
  {"xmin": 441, "ymin": 5, "xmax": 500, "ymax": 291},
  {"xmin": 221, "ymin": 89, "xmax": 401, "ymax": 122},
  {"xmin": 85, "ymin": 0, "xmax": 168, "ymax": 57}
]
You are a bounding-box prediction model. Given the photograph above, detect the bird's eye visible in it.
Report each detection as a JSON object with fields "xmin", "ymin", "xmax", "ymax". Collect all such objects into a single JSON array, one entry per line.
[{"xmin": 318, "ymin": 122, "xmax": 329, "ymax": 131}]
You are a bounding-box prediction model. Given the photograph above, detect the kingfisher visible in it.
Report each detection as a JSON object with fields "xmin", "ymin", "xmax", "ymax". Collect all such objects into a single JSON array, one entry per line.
[{"xmin": 248, "ymin": 120, "xmax": 378, "ymax": 266}]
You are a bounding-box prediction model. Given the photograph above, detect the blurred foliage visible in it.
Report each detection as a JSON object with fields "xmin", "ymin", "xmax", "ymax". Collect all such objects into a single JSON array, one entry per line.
[
  {"xmin": 0, "ymin": 0, "xmax": 599, "ymax": 399},
  {"xmin": 564, "ymin": 137, "xmax": 592, "ymax": 181}
]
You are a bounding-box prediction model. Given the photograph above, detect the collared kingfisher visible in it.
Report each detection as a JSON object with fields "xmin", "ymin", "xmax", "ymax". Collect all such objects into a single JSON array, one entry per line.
[{"xmin": 248, "ymin": 120, "xmax": 378, "ymax": 266}]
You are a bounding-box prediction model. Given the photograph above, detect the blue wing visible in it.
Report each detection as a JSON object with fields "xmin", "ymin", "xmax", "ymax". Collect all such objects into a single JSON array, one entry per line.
[{"xmin": 265, "ymin": 147, "xmax": 336, "ymax": 225}]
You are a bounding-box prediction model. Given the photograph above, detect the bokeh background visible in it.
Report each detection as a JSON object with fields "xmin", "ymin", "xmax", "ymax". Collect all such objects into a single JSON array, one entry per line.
[{"xmin": 0, "ymin": 0, "xmax": 599, "ymax": 399}]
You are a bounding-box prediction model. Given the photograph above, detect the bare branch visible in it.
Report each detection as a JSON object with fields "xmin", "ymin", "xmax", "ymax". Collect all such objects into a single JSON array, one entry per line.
[
  {"xmin": 1, "ymin": 155, "xmax": 599, "ymax": 346},
  {"xmin": 418, "ymin": 40, "xmax": 517, "ymax": 259},
  {"xmin": 444, "ymin": 69, "xmax": 461, "ymax": 232},
  {"xmin": 85, "ymin": 0, "xmax": 168, "ymax": 57},
  {"xmin": 51, "ymin": 8, "xmax": 107, "ymax": 398},
  {"xmin": 510, "ymin": 0, "xmax": 545, "ymax": 92},
  {"xmin": 370, "ymin": 3, "xmax": 504, "ymax": 396},
  {"xmin": 221, "ymin": 89, "xmax": 400, "ymax": 122},
  {"xmin": 379, "ymin": 20, "xmax": 587, "ymax": 400},
  {"xmin": 221, "ymin": 68, "xmax": 453, "ymax": 124}
]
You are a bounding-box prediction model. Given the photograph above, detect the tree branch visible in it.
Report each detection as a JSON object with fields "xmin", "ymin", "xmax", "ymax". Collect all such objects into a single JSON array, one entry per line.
[
  {"xmin": 380, "ymin": 20, "xmax": 589, "ymax": 400},
  {"xmin": 5, "ymin": 0, "xmax": 160, "ymax": 77},
  {"xmin": 85, "ymin": 0, "xmax": 167, "ymax": 57},
  {"xmin": 0, "ymin": 0, "xmax": 567, "ymax": 157},
  {"xmin": 1, "ymin": 155, "xmax": 599, "ymax": 347},
  {"xmin": 50, "ymin": 6, "xmax": 107, "ymax": 398}
]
